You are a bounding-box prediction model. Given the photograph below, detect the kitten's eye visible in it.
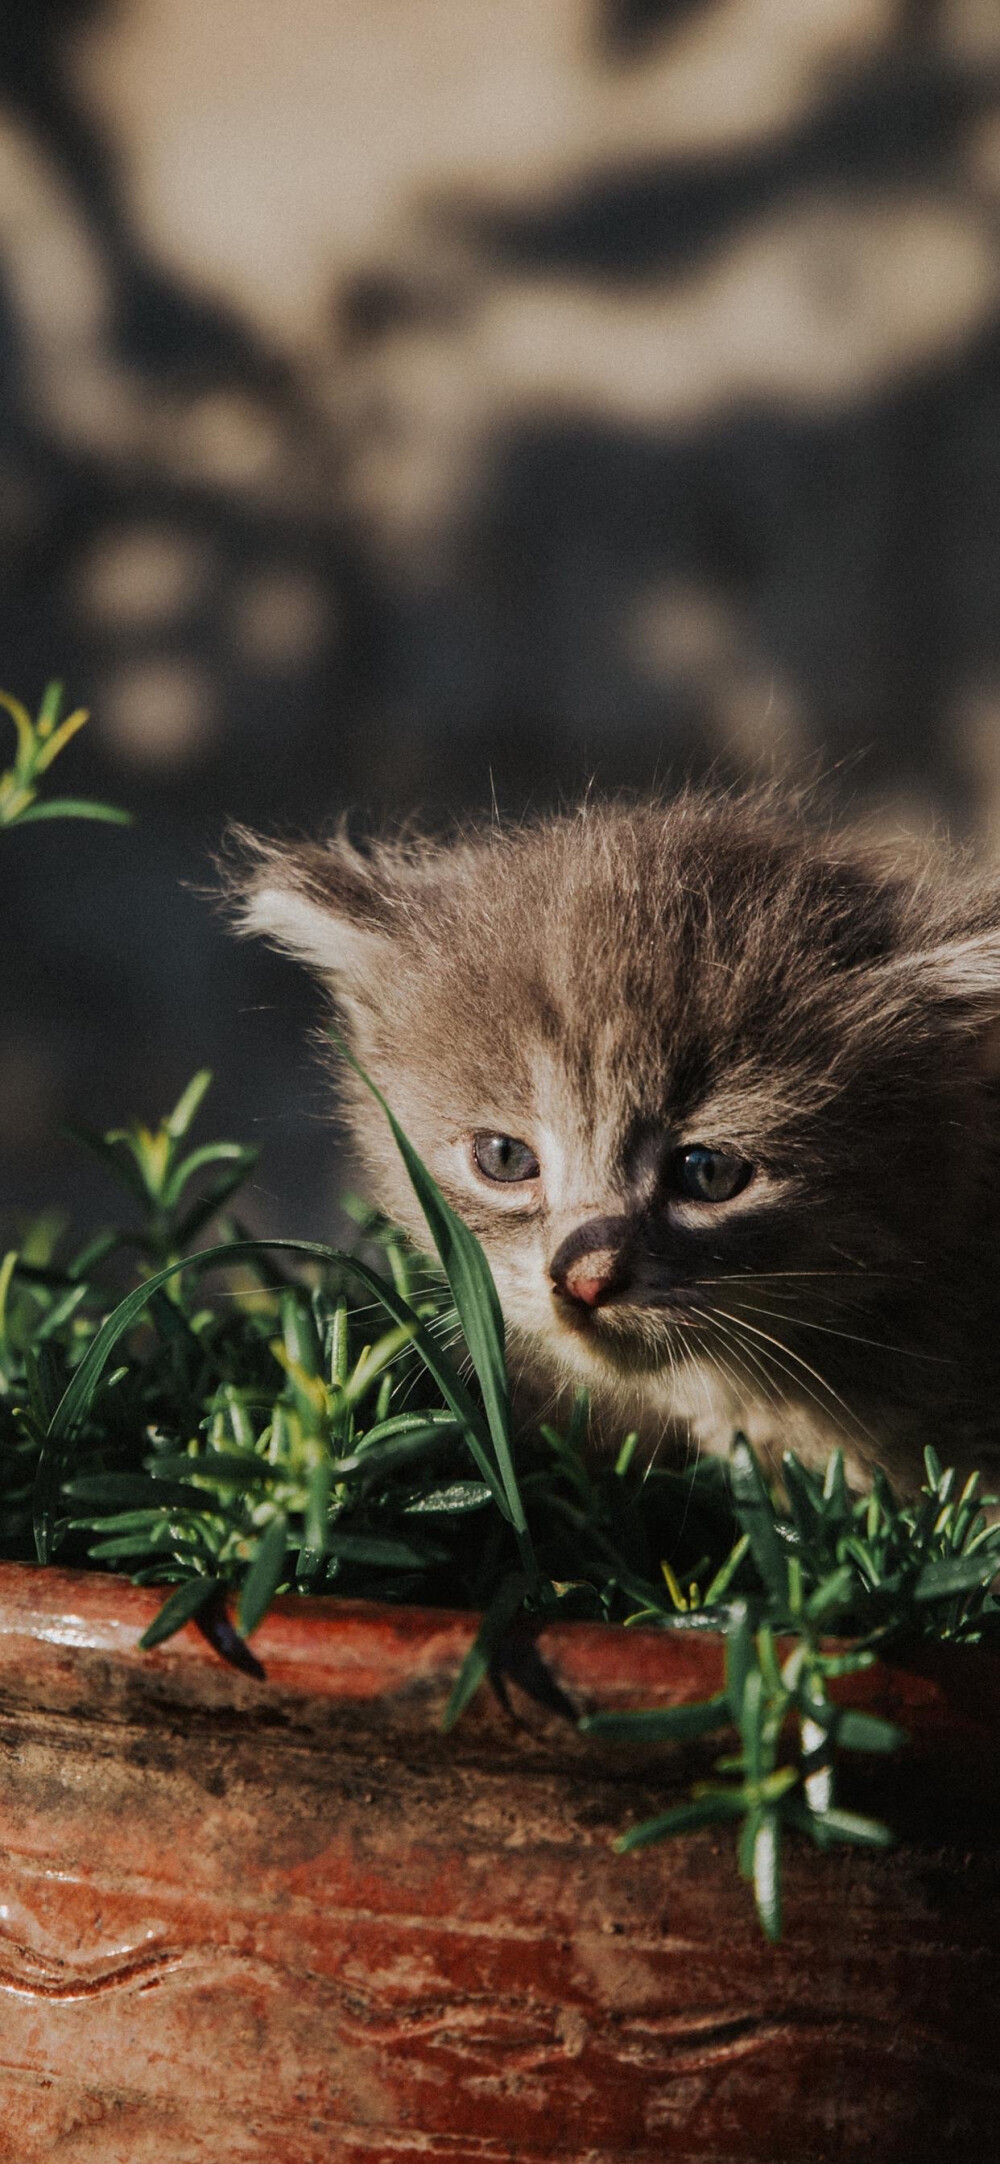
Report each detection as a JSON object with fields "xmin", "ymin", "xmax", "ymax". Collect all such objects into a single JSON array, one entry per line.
[
  {"xmin": 673, "ymin": 1146, "xmax": 752, "ymax": 1204},
  {"xmin": 472, "ymin": 1132, "xmax": 540, "ymax": 1184}
]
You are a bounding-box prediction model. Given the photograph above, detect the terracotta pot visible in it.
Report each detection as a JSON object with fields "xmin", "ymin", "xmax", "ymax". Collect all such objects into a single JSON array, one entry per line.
[{"xmin": 0, "ymin": 1559, "xmax": 998, "ymax": 2163}]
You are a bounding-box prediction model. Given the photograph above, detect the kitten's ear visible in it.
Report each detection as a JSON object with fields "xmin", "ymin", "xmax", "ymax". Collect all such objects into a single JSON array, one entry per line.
[
  {"xmin": 221, "ymin": 826, "xmax": 401, "ymax": 986},
  {"xmin": 889, "ymin": 922, "xmax": 1000, "ymax": 1072}
]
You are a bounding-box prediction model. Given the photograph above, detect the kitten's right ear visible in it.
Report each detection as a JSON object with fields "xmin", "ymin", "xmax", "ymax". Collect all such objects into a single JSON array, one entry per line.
[{"xmin": 220, "ymin": 826, "xmax": 399, "ymax": 987}]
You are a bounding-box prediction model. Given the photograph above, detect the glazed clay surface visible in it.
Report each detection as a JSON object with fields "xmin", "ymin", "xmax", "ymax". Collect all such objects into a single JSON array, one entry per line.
[{"xmin": 0, "ymin": 1562, "xmax": 997, "ymax": 2163}]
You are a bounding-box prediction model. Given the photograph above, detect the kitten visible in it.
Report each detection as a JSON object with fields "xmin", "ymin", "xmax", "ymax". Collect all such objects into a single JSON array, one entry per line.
[{"xmin": 227, "ymin": 792, "xmax": 1000, "ymax": 1495}]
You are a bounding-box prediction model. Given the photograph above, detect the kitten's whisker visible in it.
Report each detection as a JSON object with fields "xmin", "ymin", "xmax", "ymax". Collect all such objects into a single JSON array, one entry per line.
[
  {"xmin": 694, "ymin": 1274, "xmax": 903, "ymax": 1329},
  {"xmin": 705, "ymin": 1311, "xmax": 786, "ymax": 1423},
  {"xmin": 709, "ymin": 1319, "xmax": 794, "ymax": 1446},
  {"xmin": 702, "ymin": 1275, "xmax": 905, "ymax": 1307},
  {"xmin": 719, "ymin": 1298, "xmax": 951, "ymax": 1365},
  {"xmin": 694, "ymin": 1301, "xmax": 834, "ymax": 1429},
  {"xmin": 703, "ymin": 1270, "xmax": 879, "ymax": 1283},
  {"xmin": 661, "ymin": 1341, "xmax": 712, "ymax": 1548},
  {"xmin": 685, "ymin": 1334, "xmax": 727, "ymax": 1429},
  {"xmin": 685, "ymin": 1315, "xmax": 747, "ymax": 1410},
  {"xmin": 701, "ymin": 1340, "xmax": 759, "ymax": 1429},
  {"xmin": 708, "ymin": 1307, "xmax": 875, "ymax": 1445},
  {"xmin": 422, "ymin": 1311, "xmax": 462, "ymax": 1345},
  {"xmin": 641, "ymin": 1333, "xmax": 684, "ymax": 1482}
]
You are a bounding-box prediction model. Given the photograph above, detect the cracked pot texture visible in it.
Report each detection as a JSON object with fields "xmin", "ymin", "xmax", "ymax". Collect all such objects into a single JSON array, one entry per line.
[{"xmin": 0, "ymin": 1562, "xmax": 997, "ymax": 2162}]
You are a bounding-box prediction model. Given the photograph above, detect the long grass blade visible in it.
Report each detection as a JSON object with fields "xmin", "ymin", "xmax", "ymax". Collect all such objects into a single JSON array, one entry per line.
[{"xmin": 333, "ymin": 1043, "xmax": 522, "ymax": 1529}]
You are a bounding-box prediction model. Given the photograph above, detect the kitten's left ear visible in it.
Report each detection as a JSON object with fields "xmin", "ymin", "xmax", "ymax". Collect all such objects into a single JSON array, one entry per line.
[
  {"xmin": 888, "ymin": 922, "xmax": 1000, "ymax": 1073},
  {"xmin": 219, "ymin": 825, "xmax": 408, "ymax": 991}
]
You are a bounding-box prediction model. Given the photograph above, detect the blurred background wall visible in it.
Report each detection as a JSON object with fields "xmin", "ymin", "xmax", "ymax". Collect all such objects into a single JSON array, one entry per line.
[{"xmin": 3, "ymin": 0, "xmax": 1000, "ymax": 1237}]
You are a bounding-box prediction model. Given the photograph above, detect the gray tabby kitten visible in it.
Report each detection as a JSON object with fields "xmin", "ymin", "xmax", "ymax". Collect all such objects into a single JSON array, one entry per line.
[{"xmin": 229, "ymin": 793, "xmax": 1000, "ymax": 1495}]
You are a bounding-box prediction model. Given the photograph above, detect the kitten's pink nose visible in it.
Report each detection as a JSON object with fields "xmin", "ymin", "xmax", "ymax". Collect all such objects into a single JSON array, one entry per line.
[
  {"xmin": 562, "ymin": 1255, "xmax": 617, "ymax": 1307},
  {"xmin": 550, "ymin": 1218, "xmax": 629, "ymax": 1309}
]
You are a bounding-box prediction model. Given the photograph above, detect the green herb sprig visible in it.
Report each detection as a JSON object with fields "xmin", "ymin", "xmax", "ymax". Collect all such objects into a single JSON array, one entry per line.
[
  {"xmin": 584, "ymin": 1439, "xmax": 1000, "ymax": 1937},
  {"xmin": 0, "ymin": 682, "xmax": 129, "ymax": 829}
]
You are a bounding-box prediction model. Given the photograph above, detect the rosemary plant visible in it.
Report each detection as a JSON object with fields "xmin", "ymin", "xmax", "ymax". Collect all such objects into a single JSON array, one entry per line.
[{"xmin": 3, "ymin": 1070, "xmax": 999, "ymax": 1938}]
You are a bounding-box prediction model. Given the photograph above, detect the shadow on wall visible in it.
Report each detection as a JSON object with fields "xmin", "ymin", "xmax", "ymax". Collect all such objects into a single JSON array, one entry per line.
[{"xmin": 2, "ymin": 0, "xmax": 1000, "ymax": 1233}]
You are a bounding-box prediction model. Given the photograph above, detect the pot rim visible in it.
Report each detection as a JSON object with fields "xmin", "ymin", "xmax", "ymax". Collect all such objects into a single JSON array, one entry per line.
[{"xmin": 0, "ymin": 1558, "xmax": 996, "ymax": 1749}]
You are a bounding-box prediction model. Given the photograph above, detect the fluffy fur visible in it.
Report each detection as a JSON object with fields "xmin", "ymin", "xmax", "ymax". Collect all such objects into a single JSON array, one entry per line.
[{"xmin": 226, "ymin": 792, "xmax": 1000, "ymax": 1493}]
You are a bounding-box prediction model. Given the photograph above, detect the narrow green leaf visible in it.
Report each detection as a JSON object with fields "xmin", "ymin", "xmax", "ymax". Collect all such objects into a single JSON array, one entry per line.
[
  {"xmin": 138, "ymin": 1577, "xmax": 218, "ymax": 1650},
  {"xmin": 325, "ymin": 1531, "xmax": 448, "ymax": 1568},
  {"xmin": 752, "ymin": 1812, "xmax": 782, "ymax": 1942},
  {"xmin": 724, "ymin": 1606, "xmax": 754, "ymax": 1720},
  {"xmin": 281, "ymin": 1288, "xmax": 322, "ymax": 1375},
  {"xmin": 403, "ymin": 1480, "xmax": 492, "ymax": 1515},
  {"xmin": 780, "ymin": 1451, "xmax": 822, "ymax": 1540},
  {"xmin": 72, "ymin": 1509, "xmax": 193, "ymax": 1535},
  {"xmin": 33, "ymin": 699, "xmax": 87, "ymax": 769},
  {"xmin": 614, "ymin": 1793, "xmax": 745, "ymax": 1851},
  {"xmin": 237, "ymin": 1513, "xmax": 288, "ymax": 1637},
  {"xmin": 164, "ymin": 1070, "xmax": 214, "ymax": 1140},
  {"xmin": 148, "ymin": 1289, "xmax": 199, "ymax": 1351},
  {"xmin": 353, "ymin": 1410, "xmax": 461, "ymax": 1451},
  {"xmin": 88, "ymin": 1535, "xmax": 187, "ymax": 1561},
  {"xmin": 442, "ymin": 1573, "xmax": 530, "ymax": 1733},
  {"xmin": 805, "ymin": 1565, "xmax": 855, "ymax": 1622},
  {"xmin": 349, "ymin": 1428, "xmax": 463, "ymax": 1484},
  {"xmin": 0, "ymin": 686, "xmax": 36, "ymax": 772},
  {"xmin": 729, "ymin": 1438, "xmax": 789, "ymax": 1603},
  {"xmin": 64, "ymin": 1473, "xmax": 212, "ymax": 1510},
  {"xmin": 64, "ymin": 1123, "xmax": 149, "ymax": 1204},
  {"xmin": 581, "ymin": 1693, "xmax": 732, "ymax": 1744},
  {"xmin": 305, "ymin": 1462, "xmax": 331, "ymax": 1552},
  {"xmin": 33, "ymin": 1282, "xmax": 89, "ymax": 1341},
  {"xmin": 702, "ymin": 1533, "xmax": 751, "ymax": 1608},
  {"xmin": 329, "ymin": 1297, "xmax": 349, "ymax": 1386},
  {"xmin": 13, "ymin": 797, "xmax": 131, "ymax": 825},
  {"xmin": 25, "ymin": 1342, "xmax": 62, "ymax": 1428},
  {"xmin": 739, "ymin": 1664, "xmax": 767, "ymax": 1787},
  {"xmin": 833, "ymin": 1709, "xmax": 906, "ymax": 1754},
  {"xmin": 923, "ymin": 1444, "xmax": 943, "ymax": 1491},
  {"xmin": 614, "ymin": 1429, "xmax": 640, "ymax": 1477},
  {"xmin": 145, "ymin": 1452, "xmax": 275, "ymax": 1488},
  {"xmin": 821, "ymin": 1448, "xmax": 851, "ymax": 1519},
  {"xmin": 162, "ymin": 1140, "xmax": 254, "ymax": 1210},
  {"xmin": 0, "ymin": 1247, "xmax": 17, "ymax": 1341},
  {"xmin": 913, "ymin": 1550, "xmax": 1000, "ymax": 1602},
  {"xmin": 738, "ymin": 1802, "xmax": 758, "ymax": 1880},
  {"xmin": 220, "ymin": 1387, "xmax": 258, "ymax": 1453},
  {"xmin": 816, "ymin": 1648, "xmax": 877, "ymax": 1679},
  {"xmin": 174, "ymin": 1167, "xmax": 260, "ymax": 1247},
  {"xmin": 755, "ymin": 1623, "xmax": 784, "ymax": 1696},
  {"xmin": 806, "ymin": 1806, "xmax": 894, "ymax": 1850},
  {"xmin": 36, "ymin": 678, "xmax": 63, "ymax": 732}
]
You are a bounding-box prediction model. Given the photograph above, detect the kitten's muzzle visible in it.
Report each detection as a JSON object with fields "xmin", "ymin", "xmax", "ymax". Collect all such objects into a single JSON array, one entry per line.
[{"xmin": 549, "ymin": 1216, "xmax": 631, "ymax": 1310}]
